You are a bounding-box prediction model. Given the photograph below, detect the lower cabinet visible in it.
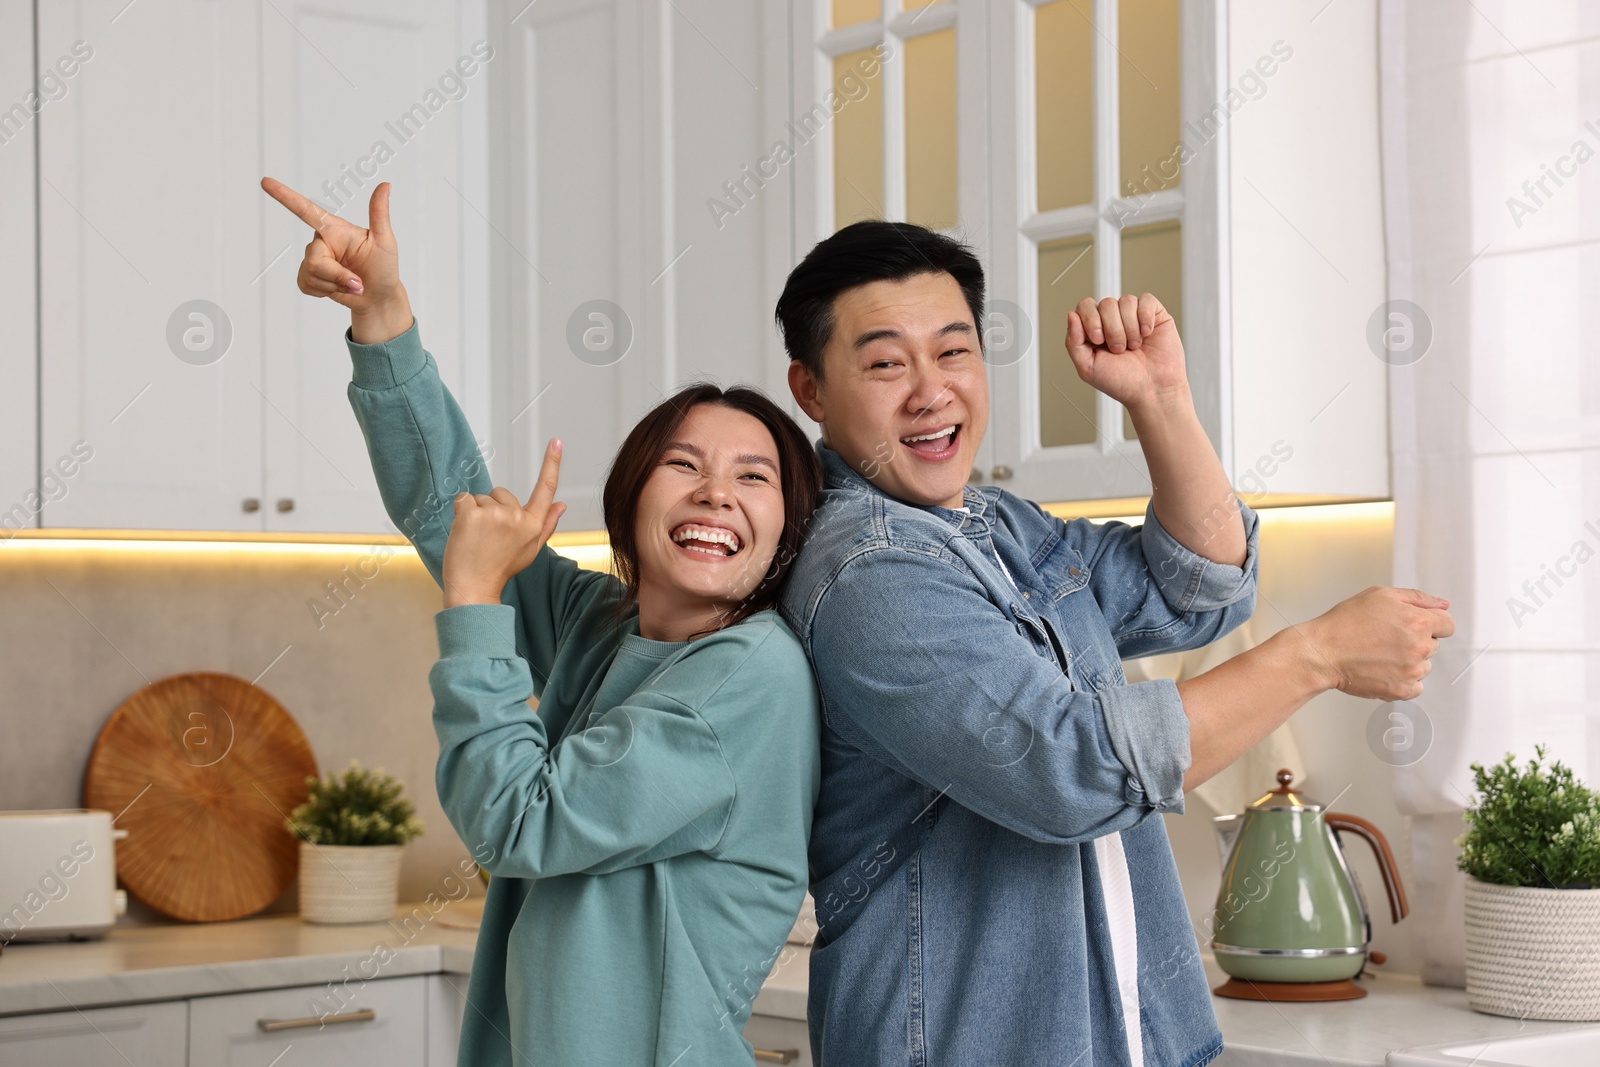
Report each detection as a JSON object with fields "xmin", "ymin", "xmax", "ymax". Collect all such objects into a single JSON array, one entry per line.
[
  {"xmin": 0, "ymin": 1000, "xmax": 187, "ymax": 1065},
  {"xmin": 744, "ymin": 1012, "xmax": 812, "ymax": 1066},
  {"xmin": 189, "ymin": 975, "xmax": 427, "ymax": 1066},
  {"xmin": 0, "ymin": 975, "xmax": 801, "ymax": 1066}
]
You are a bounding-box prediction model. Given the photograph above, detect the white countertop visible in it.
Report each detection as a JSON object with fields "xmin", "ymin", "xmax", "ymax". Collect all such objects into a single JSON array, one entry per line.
[
  {"xmin": 2, "ymin": 906, "xmax": 1592, "ymax": 1063},
  {"xmin": 1202, "ymin": 954, "xmax": 1592, "ymax": 1066},
  {"xmin": 0, "ymin": 902, "xmax": 481, "ymax": 1018}
]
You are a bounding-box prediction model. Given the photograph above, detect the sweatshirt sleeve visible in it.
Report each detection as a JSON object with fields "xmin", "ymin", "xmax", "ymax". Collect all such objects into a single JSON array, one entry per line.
[
  {"xmin": 429, "ymin": 603, "xmax": 740, "ymax": 879},
  {"xmin": 345, "ymin": 317, "xmax": 617, "ymax": 691}
]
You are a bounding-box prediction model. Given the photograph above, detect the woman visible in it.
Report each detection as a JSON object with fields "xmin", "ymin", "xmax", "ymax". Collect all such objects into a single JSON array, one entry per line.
[{"xmin": 264, "ymin": 176, "xmax": 823, "ymax": 1065}]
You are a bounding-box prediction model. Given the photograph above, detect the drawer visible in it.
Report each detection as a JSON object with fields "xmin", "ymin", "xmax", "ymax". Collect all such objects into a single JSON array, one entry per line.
[
  {"xmin": 188, "ymin": 974, "xmax": 426, "ymax": 1066},
  {"xmin": 744, "ymin": 1012, "xmax": 812, "ymax": 1066},
  {"xmin": 0, "ymin": 1000, "xmax": 187, "ymax": 1064}
]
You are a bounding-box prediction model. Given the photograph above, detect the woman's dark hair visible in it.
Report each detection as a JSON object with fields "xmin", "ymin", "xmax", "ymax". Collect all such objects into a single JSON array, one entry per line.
[
  {"xmin": 774, "ymin": 220, "xmax": 987, "ymax": 379},
  {"xmin": 600, "ymin": 383, "xmax": 822, "ymax": 636}
]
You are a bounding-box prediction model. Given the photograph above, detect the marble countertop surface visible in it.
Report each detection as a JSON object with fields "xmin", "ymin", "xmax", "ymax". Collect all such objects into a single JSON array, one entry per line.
[
  {"xmin": 1202, "ymin": 953, "xmax": 1595, "ymax": 1065},
  {"xmin": 0, "ymin": 899, "xmax": 482, "ymax": 1019},
  {"xmin": 4, "ymin": 904, "xmax": 1596, "ymax": 1062}
]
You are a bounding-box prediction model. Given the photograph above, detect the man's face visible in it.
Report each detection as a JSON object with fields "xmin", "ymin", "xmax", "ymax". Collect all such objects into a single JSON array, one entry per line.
[{"xmin": 789, "ymin": 271, "xmax": 989, "ymax": 509}]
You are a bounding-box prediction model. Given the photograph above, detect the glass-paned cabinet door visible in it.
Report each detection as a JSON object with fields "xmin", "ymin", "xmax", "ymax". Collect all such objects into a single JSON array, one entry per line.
[
  {"xmin": 811, "ymin": 0, "xmax": 976, "ymax": 236},
  {"xmin": 989, "ymin": 0, "xmax": 1226, "ymax": 504},
  {"xmin": 793, "ymin": 0, "xmax": 994, "ymax": 480}
]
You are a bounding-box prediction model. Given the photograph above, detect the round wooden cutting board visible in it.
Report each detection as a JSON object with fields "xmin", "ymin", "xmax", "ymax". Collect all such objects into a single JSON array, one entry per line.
[{"xmin": 84, "ymin": 672, "xmax": 319, "ymax": 922}]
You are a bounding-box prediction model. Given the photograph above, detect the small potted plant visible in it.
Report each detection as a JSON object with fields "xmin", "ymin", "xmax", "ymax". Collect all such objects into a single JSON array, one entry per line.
[
  {"xmin": 1457, "ymin": 744, "xmax": 1600, "ymax": 1020},
  {"xmin": 287, "ymin": 760, "xmax": 426, "ymax": 924}
]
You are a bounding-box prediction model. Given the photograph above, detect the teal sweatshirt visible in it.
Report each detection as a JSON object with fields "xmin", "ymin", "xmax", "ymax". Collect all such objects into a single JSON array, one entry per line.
[{"xmin": 345, "ymin": 319, "xmax": 822, "ymax": 1066}]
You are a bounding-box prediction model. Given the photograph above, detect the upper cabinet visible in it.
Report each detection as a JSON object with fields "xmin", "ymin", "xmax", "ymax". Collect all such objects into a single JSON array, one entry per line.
[
  {"xmin": 785, "ymin": 0, "xmax": 1390, "ymax": 506},
  {"xmin": 481, "ymin": 0, "xmax": 789, "ymax": 531},
  {"xmin": 35, "ymin": 0, "xmax": 490, "ymax": 535},
  {"xmin": 0, "ymin": 0, "xmax": 39, "ymax": 538},
  {"xmin": 17, "ymin": 0, "xmax": 1387, "ymax": 538}
]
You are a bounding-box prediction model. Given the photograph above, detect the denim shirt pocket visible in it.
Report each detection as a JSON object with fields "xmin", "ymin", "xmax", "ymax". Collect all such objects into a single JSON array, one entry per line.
[{"xmin": 1034, "ymin": 538, "xmax": 1091, "ymax": 601}]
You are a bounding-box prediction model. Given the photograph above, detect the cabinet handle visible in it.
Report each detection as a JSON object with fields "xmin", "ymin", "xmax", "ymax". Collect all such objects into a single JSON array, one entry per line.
[
  {"xmin": 990, "ymin": 465, "xmax": 1014, "ymax": 481},
  {"xmin": 276, "ymin": 497, "xmax": 295, "ymax": 513},
  {"xmin": 257, "ymin": 1008, "xmax": 376, "ymax": 1032},
  {"xmin": 242, "ymin": 498, "xmax": 261, "ymax": 513},
  {"xmin": 753, "ymin": 1050, "xmax": 799, "ymax": 1064}
]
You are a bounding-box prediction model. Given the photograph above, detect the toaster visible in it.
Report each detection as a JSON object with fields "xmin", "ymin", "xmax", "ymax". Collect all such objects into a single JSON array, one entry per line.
[{"xmin": 0, "ymin": 809, "xmax": 128, "ymax": 944}]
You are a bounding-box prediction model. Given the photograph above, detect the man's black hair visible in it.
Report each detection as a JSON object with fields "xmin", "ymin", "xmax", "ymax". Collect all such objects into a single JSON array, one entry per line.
[{"xmin": 774, "ymin": 220, "xmax": 986, "ymax": 379}]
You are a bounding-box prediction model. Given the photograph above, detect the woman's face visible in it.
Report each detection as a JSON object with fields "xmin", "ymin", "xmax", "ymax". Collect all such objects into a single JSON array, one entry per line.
[{"xmin": 633, "ymin": 403, "xmax": 786, "ymax": 625}]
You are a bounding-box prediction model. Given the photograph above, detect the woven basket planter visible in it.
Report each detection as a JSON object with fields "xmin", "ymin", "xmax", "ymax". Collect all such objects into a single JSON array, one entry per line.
[
  {"xmin": 1463, "ymin": 876, "xmax": 1600, "ymax": 1020},
  {"xmin": 298, "ymin": 843, "xmax": 403, "ymax": 924}
]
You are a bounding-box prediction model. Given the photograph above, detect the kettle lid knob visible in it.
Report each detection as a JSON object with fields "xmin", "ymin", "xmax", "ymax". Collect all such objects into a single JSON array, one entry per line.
[{"xmin": 1275, "ymin": 768, "xmax": 1294, "ymax": 790}]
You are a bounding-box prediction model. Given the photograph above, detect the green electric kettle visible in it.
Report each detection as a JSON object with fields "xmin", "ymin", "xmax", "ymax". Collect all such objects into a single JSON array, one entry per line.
[{"xmin": 1209, "ymin": 769, "xmax": 1409, "ymax": 1001}]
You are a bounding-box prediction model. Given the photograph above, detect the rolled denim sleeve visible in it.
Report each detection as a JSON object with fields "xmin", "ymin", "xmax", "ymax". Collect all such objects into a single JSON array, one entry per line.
[
  {"xmin": 1059, "ymin": 498, "xmax": 1259, "ymax": 660},
  {"xmin": 1097, "ymin": 677, "xmax": 1188, "ymax": 812},
  {"xmin": 808, "ymin": 547, "xmax": 1188, "ymax": 843},
  {"xmin": 1139, "ymin": 499, "xmax": 1260, "ymax": 614}
]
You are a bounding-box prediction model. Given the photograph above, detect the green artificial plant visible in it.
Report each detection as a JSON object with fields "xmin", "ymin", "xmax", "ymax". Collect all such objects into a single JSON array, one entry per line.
[
  {"xmin": 1457, "ymin": 744, "xmax": 1600, "ymax": 889},
  {"xmin": 286, "ymin": 759, "xmax": 426, "ymax": 847}
]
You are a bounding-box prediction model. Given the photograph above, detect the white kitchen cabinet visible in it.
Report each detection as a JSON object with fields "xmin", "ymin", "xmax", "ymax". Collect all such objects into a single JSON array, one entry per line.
[
  {"xmin": 188, "ymin": 975, "xmax": 427, "ymax": 1066},
  {"xmin": 482, "ymin": 0, "xmax": 789, "ymax": 530},
  {"xmin": 744, "ymin": 1012, "xmax": 812, "ymax": 1066},
  {"xmin": 0, "ymin": 1000, "xmax": 187, "ymax": 1065},
  {"xmin": 35, "ymin": 0, "xmax": 491, "ymax": 536},
  {"xmin": 0, "ymin": 0, "xmax": 40, "ymax": 538},
  {"xmin": 783, "ymin": 0, "xmax": 1389, "ymax": 506},
  {"xmin": 424, "ymin": 974, "xmax": 467, "ymax": 1066},
  {"xmin": 259, "ymin": 0, "xmax": 491, "ymax": 535},
  {"xmin": 36, "ymin": 0, "xmax": 264, "ymax": 534}
]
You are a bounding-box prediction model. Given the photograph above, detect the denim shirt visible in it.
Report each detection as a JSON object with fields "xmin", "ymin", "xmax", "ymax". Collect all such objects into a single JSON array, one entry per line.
[{"xmin": 779, "ymin": 443, "xmax": 1259, "ymax": 1067}]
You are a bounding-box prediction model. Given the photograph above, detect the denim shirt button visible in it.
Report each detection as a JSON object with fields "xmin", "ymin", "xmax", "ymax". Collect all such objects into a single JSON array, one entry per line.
[
  {"xmin": 1068, "ymin": 566, "xmax": 1082, "ymax": 578},
  {"xmin": 1022, "ymin": 591, "xmax": 1031, "ymax": 600}
]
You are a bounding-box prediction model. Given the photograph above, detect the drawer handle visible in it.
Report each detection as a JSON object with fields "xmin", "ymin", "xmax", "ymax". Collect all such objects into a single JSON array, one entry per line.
[
  {"xmin": 257, "ymin": 1008, "xmax": 376, "ymax": 1032},
  {"xmin": 753, "ymin": 1050, "xmax": 799, "ymax": 1064}
]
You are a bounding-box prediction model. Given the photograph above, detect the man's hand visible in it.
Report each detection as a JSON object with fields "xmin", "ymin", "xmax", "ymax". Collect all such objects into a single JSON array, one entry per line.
[
  {"xmin": 1295, "ymin": 586, "xmax": 1456, "ymax": 701},
  {"xmin": 1178, "ymin": 585, "xmax": 1457, "ymax": 790},
  {"xmin": 1065, "ymin": 293, "xmax": 1188, "ymax": 414},
  {"xmin": 441, "ymin": 440, "xmax": 568, "ymax": 609},
  {"xmin": 260, "ymin": 176, "xmax": 414, "ymax": 344}
]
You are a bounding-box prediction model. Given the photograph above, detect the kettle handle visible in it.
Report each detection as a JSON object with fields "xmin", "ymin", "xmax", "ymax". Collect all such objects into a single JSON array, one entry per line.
[{"xmin": 1324, "ymin": 811, "xmax": 1409, "ymax": 924}]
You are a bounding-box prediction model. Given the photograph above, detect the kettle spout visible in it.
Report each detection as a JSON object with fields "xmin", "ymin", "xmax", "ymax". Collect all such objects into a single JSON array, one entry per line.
[{"xmin": 1212, "ymin": 813, "xmax": 1243, "ymax": 872}]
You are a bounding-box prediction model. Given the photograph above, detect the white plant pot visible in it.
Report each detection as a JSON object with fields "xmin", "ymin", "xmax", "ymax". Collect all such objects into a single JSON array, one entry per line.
[
  {"xmin": 1464, "ymin": 875, "xmax": 1600, "ymax": 1021},
  {"xmin": 298, "ymin": 842, "xmax": 404, "ymax": 924}
]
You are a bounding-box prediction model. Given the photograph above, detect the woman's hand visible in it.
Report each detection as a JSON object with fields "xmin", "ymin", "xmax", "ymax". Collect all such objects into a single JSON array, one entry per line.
[
  {"xmin": 259, "ymin": 177, "xmax": 414, "ymax": 344},
  {"xmin": 441, "ymin": 440, "xmax": 568, "ymax": 609}
]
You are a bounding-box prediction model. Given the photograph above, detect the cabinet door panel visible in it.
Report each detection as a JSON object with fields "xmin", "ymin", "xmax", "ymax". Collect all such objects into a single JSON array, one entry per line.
[
  {"xmin": 490, "ymin": 0, "xmax": 647, "ymax": 533},
  {"xmin": 425, "ymin": 973, "xmax": 467, "ymax": 1066},
  {"xmin": 0, "ymin": 0, "xmax": 38, "ymax": 537},
  {"xmin": 38, "ymin": 0, "xmax": 264, "ymax": 532},
  {"xmin": 0, "ymin": 1000, "xmax": 187, "ymax": 1064},
  {"xmin": 189, "ymin": 974, "xmax": 426, "ymax": 1066},
  {"xmin": 261, "ymin": 0, "xmax": 487, "ymax": 534}
]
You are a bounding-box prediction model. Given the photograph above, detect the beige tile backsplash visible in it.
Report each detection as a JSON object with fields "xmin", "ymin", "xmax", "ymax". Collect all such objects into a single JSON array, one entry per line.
[{"xmin": 2, "ymin": 505, "xmax": 1407, "ymax": 971}]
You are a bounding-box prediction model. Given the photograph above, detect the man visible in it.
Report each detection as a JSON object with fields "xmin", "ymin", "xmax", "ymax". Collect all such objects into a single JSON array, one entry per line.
[{"xmin": 773, "ymin": 221, "xmax": 1453, "ymax": 1067}]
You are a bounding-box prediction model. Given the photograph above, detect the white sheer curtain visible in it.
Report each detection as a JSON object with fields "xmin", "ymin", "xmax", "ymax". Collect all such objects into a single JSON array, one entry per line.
[{"xmin": 1380, "ymin": 0, "xmax": 1600, "ymax": 986}]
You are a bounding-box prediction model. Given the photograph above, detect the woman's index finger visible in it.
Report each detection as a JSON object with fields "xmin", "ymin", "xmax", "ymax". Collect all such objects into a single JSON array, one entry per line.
[
  {"xmin": 523, "ymin": 439, "xmax": 563, "ymax": 513},
  {"xmin": 261, "ymin": 176, "xmax": 337, "ymax": 232}
]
